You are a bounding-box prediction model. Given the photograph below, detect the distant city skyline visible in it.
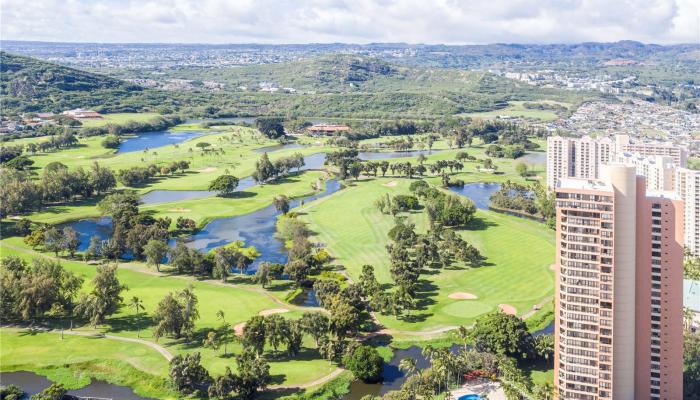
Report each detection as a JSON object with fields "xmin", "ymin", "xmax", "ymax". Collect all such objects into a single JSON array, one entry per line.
[{"xmin": 1, "ymin": 0, "xmax": 698, "ymax": 45}]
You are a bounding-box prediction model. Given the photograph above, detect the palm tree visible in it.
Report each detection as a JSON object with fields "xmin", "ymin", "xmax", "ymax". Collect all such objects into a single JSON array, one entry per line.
[
  {"xmin": 399, "ymin": 357, "xmax": 417, "ymax": 377},
  {"xmin": 457, "ymin": 325, "xmax": 469, "ymax": 352},
  {"xmin": 129, "ymin": 296, "xmax": 145, "ymax": 338},
  {"xmin": 216, "ymin": 310, "xmax": 230, "ymax": 356}
]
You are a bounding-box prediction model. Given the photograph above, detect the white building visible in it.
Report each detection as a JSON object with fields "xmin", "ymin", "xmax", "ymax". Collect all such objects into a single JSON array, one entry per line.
[
  {"xmin": 617, "ymin": 153, "xmax": 677, "ymax": 192},
  {"xmin": 615, "ymin": 135, "xmax": 688, "ymax": 168},
  {"xmin": 676, "ymin": 168, "xmax": 700, "ymax": 255},
  {"xmin": 546, "ymin": 135, "xmax": 614, "ymax": 188}
]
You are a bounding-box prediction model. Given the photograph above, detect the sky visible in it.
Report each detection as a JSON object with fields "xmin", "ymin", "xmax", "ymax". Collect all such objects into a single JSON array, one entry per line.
[{"xmin": 1, "ymin": 0, "xmax": 699, "ymax": 45}]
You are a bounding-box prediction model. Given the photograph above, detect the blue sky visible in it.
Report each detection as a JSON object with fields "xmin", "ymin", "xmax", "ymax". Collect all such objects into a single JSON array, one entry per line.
[{"xmin": 1, "ymin": 0, "xmax": 698, "ymax": 44}]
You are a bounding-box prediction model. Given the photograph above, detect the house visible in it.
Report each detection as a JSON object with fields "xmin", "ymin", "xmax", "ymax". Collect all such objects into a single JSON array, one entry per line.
[
  {"xmin": 62, "ymin": 108, "xmax": 103, "ymax": 119},
  {"xmin": 306, "ymin": 124, "xmax": 351, "ymax": 135}
]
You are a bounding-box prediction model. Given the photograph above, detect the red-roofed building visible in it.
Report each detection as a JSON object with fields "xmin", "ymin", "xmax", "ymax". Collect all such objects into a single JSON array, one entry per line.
[{"xmin": 306, "ymin": 124, "xmax": 351, "ymax": 135}]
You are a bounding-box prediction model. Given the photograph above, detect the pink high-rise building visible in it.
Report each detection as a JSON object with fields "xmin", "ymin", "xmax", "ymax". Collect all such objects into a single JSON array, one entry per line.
[{"xmin": 554, "ymin": 164, "xmax": 684, "ymax": 400}]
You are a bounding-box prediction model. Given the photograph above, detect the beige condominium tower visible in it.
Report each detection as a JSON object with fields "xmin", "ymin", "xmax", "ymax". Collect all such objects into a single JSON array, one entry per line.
[{"xmin": 554, "ymin": 164, "xmax": 684, "ymax": 400}]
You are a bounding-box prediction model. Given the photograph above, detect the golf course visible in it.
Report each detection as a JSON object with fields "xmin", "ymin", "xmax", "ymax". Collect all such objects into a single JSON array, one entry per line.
[{"xmin": 1, "ymin": 115, "xmax": 555, "ymax": 399}]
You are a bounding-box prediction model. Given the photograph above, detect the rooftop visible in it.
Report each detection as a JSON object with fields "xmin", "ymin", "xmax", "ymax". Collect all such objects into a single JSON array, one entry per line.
[{"xmin": 557, "ymin": 178, "xmax": 612, "ymax": 192}]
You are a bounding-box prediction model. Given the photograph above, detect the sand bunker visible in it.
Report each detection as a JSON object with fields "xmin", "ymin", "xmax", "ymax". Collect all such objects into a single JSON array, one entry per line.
[
  {"xmin": 498, "ymin": 304, "xmax": 517, "ymax": 315},
  {"xmin": 448, "ymin": 292, "xmax": 478, "ymax": 300},
  {"xmin": 197, "ymin": 167, "xmax": 217, "ymax": 173},
  {"xmin": 383, "ymin": 181, "xmax": 398, "ymax": 187},
  {"xmin": 234, "ymin": 322, "xmax": 246, "ymax": 336},
  {"xmin": 258, "ymin": 308, "xmax": 290, "ymax": 316},
  {"xmin": 167, "ymin": 208, "xmax": 191, "ymax": 213}
]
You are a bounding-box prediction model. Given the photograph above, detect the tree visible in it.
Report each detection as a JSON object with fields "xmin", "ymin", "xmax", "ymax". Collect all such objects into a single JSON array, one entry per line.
[
  {"xmin": 169, "ymin": 352, "xmax": 211, "ymax": 395},
  {"xmin": 143, "ymin": 239, "xmax": 168, "ymax": 272},
  {"xmin": 299, "ymin": 312, "xmax": 330, "ymax": 346},
  {"xmin": 101, "ymin": 135, "xmax": 121, "ymax": 149},
  {"xmin": 273, "ymin": 195, "xmax": 290, "ymax": 214},
  {"xmin": 43, "ymin": 227, "xmax": 63, "ymax": 256},
  {"xmin": 153, "ymin": 293, "xmax": 185, "ymax": 339},
  {"xmin": 209, "ymin": 175, "xmax": 239, "ymax": 197},
  {"xmin": 80, "ymin": 235, "xmax": 99, "ymax": 262},
  {"xmin": 252, "ymin": 153, "xmax": 276, "ymax": 183},
  {"xmin": 532, "ymin": 334, "xmax": 554, "ymax": 361},
  {"xmin": 213, "ymin": 247, "xmax": 236, "ymax": 282},
  {"xmin": 75, "ymin": 264, "xmax": 125, "ymax": 327},
  {"xmin": 178, "ymin": 285, "xmax": 200, "ymax": 338},
  {"xmin": 515, "ymin": 162, "xmax": 529, "ymax": 177},
  {"xmin": 344, "ymin": 345, "xmax": 383, "ymax": 383},
  {"xmin": 129, "ymin": 296, "xmax": 145, "ymax": 338},
  {"xmin": 234, "ymin": 348, "xmax": 271, "ymax": 399},
  {"xmin": 684, "ymin": 332, "xmax": 700, "ymax": 398},
  {"xmin": 255, "ymin": 117, "xmax": 285, "ymax": 139},
  {"xmin": 254, "ymin": 262, "xmax": 271, "ymax": 288},
  {"xmin": 469, "ymin": 312, "xmax": 533, "ymax": 360},
  {"xmin": 242, "ymin": 315, "xmax": 267, "ymax": 355},
  {"xmin": 61, "ymin": 227, "xmax": 80, "ymax": 257},
  {"xmin": 284, "ymin": 259, "xmax": 310, "ymax": 287},
  {"xmin": 29, "ymin": 383, "xmax": 66, "ymax": 400},
  {"xmin": 398, "ymin": 357, "xmax": 417, "ymax": 377},
  {"xmin": 216, "ymin": 310, "xmax": 233, "ymax": 356},
  {"xmin": 264, "ymin": 314, "xmax": 290, "ymax": 353}
]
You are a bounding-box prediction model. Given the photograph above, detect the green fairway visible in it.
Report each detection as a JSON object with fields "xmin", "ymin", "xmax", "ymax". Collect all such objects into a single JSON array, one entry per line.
[
  {"xmin": 79, "ymin": 112, "xmax": 162, "ymax": 127},
  {"xmin": 298, "ymin": 178, "xmax": 555, "ymax": 333},
  {"xmin": 0, "ymin": 328, "xmax": 176, "ymax": 399}
]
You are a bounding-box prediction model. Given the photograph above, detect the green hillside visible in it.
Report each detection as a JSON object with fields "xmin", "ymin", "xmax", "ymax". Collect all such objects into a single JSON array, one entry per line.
[{"xmin": 0, "ymin": 52, "xmax": 167, "ymax": 114}]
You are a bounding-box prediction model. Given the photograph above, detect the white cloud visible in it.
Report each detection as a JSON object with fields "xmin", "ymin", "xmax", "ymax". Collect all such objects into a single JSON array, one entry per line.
[{"xmin": 1, "ymin": 0, "xmax": 698, "ymax": 44}]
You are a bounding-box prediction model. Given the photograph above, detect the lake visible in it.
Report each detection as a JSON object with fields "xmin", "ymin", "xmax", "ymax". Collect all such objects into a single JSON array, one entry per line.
[
  {"xmin": 447, "ymin": 182, "xmax": 502, "ymax": 210},
  {"xmin": 176, "ymin": 179, "xmax": 341, "ymax": 272},
  {"xmin": 0, "ymin": 371, "xmax": 154, "ymax": 400},
  {"xmin": 116, "ymin": 130, "xmax": 206, "ymax": 153}
]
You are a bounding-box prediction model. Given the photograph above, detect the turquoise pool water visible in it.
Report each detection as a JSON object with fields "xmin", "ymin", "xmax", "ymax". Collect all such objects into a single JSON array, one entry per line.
[{"xmin": 457, "ymin": 395, "xmax": 481, "ymax": 400}]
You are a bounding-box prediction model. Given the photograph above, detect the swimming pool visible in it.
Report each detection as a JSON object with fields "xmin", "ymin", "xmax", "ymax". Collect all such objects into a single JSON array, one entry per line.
[{"xmin": 457, "ymin": 395, "xmax": 481, "ymax": 400}]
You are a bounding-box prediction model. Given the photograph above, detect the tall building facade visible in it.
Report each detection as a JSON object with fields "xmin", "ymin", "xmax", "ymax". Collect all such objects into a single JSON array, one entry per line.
[
  {"xmin": 547, "ymin": 136, "xmax": 614, "ymax": 188},
  {"xmin": 554, "ymin": 165, "xmax": 684, "ymax": 400},
  {"xmin": 616, "ymin": 153, "xmax": 676, "ymax": 192},
  {"xmin": 676, "ymin": 168, "xmax": 700, "ymax": 255},
  {"xmin": 547, "ymin": 135, "xmax": 687, "ymax": 189},
  {"xmin": 616, "ymin": 135, "xmax": 688, "ymax": 168}
]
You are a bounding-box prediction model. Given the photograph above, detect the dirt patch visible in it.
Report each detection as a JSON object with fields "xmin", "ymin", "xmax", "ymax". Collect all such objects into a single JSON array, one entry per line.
[
  {"xmin": 167, "ymin": 208, "xmax": 191, "ymax": 213},
  {"xmin": 498, "ymin": 304, "xmax": 517, "ymax": 315},
  {"xmin": 448, "ymin": 292, "xmax": 478, "ymax": 300},
  {"xmin": 258, "ymin": 308, "xmax": 290, "ymax": 316},
  {"xmin": 234, "ymin": 322, "xmax": 246, "ymax": 336},
  {"xmin": 197, "ymin": 167, "xmax": 217, "ymax": 173},
  {"xmin": 383, "ymin": 180, "xmax": 398, "ymax": 187}
]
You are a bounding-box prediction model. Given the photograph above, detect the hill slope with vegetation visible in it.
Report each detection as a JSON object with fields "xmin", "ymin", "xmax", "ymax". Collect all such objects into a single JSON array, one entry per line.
[{"xmin": 0, "ymin": 52, "xmax": 171, "ymax": 114}]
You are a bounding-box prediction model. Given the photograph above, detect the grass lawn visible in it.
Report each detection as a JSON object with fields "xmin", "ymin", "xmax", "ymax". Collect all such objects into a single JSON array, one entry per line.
[
  {"xmin": 0, "ymin": 238, "xmax": 336, "ymax": 388},
  {"xmin": 79, "ymin": 112, "xmax": 162, "ymax": 128},
  {"xmin": 0, "ymin": 328, "xmax": 176, "ymax": 399},
  {"xmin": 298, "ymin": 178, "xmax": 555, "ymax": 333},
  {"xmin": 458, "ymin": 101, "xmax": 566, "ymax": 121}
]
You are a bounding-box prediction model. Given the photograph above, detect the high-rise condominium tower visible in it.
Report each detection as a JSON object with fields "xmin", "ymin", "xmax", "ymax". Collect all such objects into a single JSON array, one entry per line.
[
  {"xmin": 676, "ymin": 168, "xmax": 700, "ymax": 255},
  {"xmin": 554, "ymin": 164, "xmax": 683, "ymax": 400}
]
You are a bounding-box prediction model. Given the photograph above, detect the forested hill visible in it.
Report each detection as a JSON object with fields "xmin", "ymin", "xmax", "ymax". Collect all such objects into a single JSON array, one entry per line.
[{"xmin": 0, "ymin": 52, "xmax": 167, "ymax": 114}]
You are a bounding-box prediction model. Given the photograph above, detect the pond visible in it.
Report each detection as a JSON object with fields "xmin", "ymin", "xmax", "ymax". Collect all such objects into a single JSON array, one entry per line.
[
  {"xmin": 116, "ymin": 130, "xmax": 206, "ymax": 154},
  {"xmin": 176, "ymin": 179, "xmax": 341, "ymax": 273},
  {"xmin": 447, "ymin": 182, "xmax": 502, "ymax": 210},
  {"xmin": 343, "ymin": 344, "xmax": 462, "ymax": 400},
  {"xmin": 0, "ymin": 371, "xmax": 154, "ymax": 400},
  {"xmin": 516, "ymin": 152, "xmax": 546, "ymax": 165},
  {"xmin": 253, "ymin": 143, "xmax": 307, "ymax": 153},
  {"xmin": 64, "ymin": 179, "xmax": 341, "ymax": 273}
]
